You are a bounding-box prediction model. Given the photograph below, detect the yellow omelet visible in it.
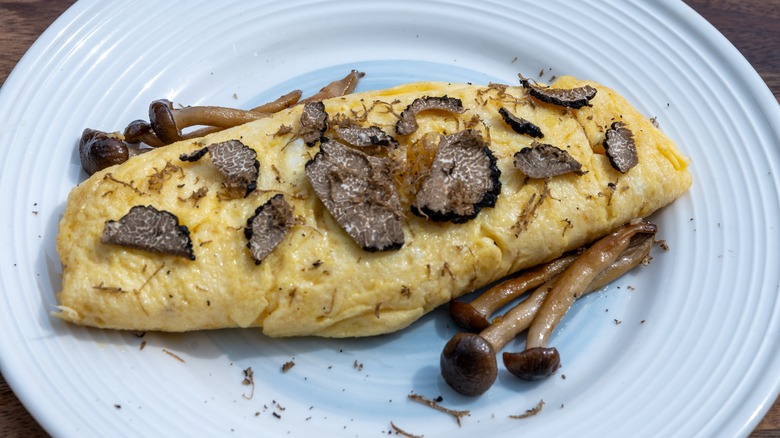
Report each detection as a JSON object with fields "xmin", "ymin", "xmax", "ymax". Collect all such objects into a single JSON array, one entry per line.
[{"xmin": 55, "ymin": 76, "xmax": 691, "ymax": 337}]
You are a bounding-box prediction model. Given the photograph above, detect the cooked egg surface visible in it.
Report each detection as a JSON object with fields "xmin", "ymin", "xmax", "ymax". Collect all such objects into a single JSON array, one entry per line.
[{"xmin": 56, "ymin": 77, "xmax": 691, "ymax": 337}]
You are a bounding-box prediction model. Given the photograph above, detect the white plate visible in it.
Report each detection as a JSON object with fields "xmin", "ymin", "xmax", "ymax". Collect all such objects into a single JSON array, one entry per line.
[{"xmin": 1, "ymin": 1, "xmax": 778, "ymax": 437}]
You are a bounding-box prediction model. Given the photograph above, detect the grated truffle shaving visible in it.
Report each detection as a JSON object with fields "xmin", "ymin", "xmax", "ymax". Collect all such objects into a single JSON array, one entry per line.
[
  {"xmin": 305, "ymin": 138, "xmax": 405, "ymax": 251},
  {"xmin": 300, "ymin": 101, "xmax": 328, "ymax": 146},
  {"xmin": 520, "ymin": 76, "xmax": 597, "ymax": 109},
  {"xmin": 498, "ymin": 107, "xmax": 544, "ymax": 138},
  {"xmin": 335, "ymin": 125, "xmax": 398, "ymax": 149},
  {"xmin": 244, "ymin": 194, "xmax": 294, "ymax": 264},
  {"xmin": 101, "ymin": 205, "xmax": 195, "ymax": 260},
  {"xmin": 603, "ymin": 121, "xmax": 638, "ymax": 173},
  {"xmin": 395, "ymin": 96, "xmax": 465, "ymax": 135},
  {"xmin": 514, "ymin": 142, "xmax": 585, "ymax": 179},
  {"xmin": 412, "ymin": 130, "xmax": 501, "ymax": 223},
  {"xmin": 180, "ymin": 140, "xmax": 259, "ymax": 197}
]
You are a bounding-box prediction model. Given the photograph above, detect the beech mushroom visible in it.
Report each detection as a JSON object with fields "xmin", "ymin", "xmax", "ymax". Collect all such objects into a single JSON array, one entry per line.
[
  {"xmin": 79, "ymin": 128, "xmax": 129, "ymax": 175},
  {"xmin": 298, "ymin": 70, "xmax": 364, "ymax": 104},
  {"xmin": 149, "ymin": 99, "xmax": 270, "ymax": 144},
  {"xmin": 502, "ymin": 221, "xmax": 657, "ymax": 381},
  {"xmin": 441, "ymin": 224, "xmax": 655, "ymax": 395},
  {"xmin": 449, "ymin": 254, "xmax": 577, "ymax": 331},
  {"xmin": 123, "ymin": 120, "xmax": 165, "ymax": 148}
]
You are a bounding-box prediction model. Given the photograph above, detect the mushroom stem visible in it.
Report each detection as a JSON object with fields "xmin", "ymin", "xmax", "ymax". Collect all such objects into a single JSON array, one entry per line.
[
  {"xmin": 526, "ymin": 222, "xmax": 657, "ymax": 350},
  {"xmin": 484, "ymin": 231, "xmax": 655, "ymax": 349},
  {"xmin": 250, "ymin": 89, "xmax": 302, "ymax": 113},
  {"xmin": 503, "ymin": 222, "xmax": 657, "ymax": 380},
  {"xmin": 149, "ymin": 99, "xmax": 271, "ymax": 145},
  {"xmin": 173, "ymin": 105, "xmax": 270, "ymax": 128},
  {"xmin": 449, "ymin": 254, "xmax": 577, "ymax": 331},
  {"xmin": 298, "ymin": 70, "xmax": 365, "ymax": 103},
  {"xmin": 123, "ymin": 120, "xmax": 165, "ymax": 148}
]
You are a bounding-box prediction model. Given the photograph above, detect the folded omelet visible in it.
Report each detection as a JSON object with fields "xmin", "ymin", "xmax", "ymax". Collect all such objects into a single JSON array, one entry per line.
[{"xmin": 55, "ymin": 76, "xmax": 691, "ymax": 337}]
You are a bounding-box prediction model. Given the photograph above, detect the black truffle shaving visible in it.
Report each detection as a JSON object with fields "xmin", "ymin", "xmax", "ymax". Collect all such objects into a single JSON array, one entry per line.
[
  {"xmin": 513, "ymin": 142, "xmax": 585, "ymax": 179},
  {"xmin": 244, "ymin": 194, "xmax": 294, "ymax": 264},
  {"xmin": 180, "ymin": 140, "xmax": 260, "ymax": 197},
  {"xmin": 520, "ymin": 76, "xmax": 597, "ymax": 109},
  {"xmin": 101, "ymin": 205, "xmax": 195, "ymax": 260},
  {"xmin": 395, "ymin": 96, "xmax": 465, "ymax": 135},
  {"xmin": 300, "ymin": 101, "xmax": 328, "ymax": 146},
  {"xmin": 411, "ymin": 130, "xmax": 502, "ymax": 223},
  {"xmin": 179, "ymin": 146, "xmax": 209, "ymax": 162},
  {"xmin": 498, "ymin": 107, "xmax": 544, "ymax": 138},
  {"xmin": 603, "ymin": 121, "xmax": 638, "ymax": 173},
  {"xmin": 305, "ymin": 138, "xmax": 405, "ymax": 251},
  {"xmin": 335, "ymin": 125, "xmax": 399, "ymax": 149}
]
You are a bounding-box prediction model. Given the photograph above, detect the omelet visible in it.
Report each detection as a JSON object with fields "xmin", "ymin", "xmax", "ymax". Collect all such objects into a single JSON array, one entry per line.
[{"xmin": 55, "ymin": 76, "xmax": 691, "ymax": 337}]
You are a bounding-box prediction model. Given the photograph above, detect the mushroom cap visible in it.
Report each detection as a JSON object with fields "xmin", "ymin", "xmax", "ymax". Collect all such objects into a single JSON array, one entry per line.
[
  {"xmin": 448, "ymin": 299, "xmax": 490, "ymax": 332},
  {"xmin": 149, "ymin": 99, "xmax": 180, "ymax": 144},
  {"xmin": 440, "ymin": 332, "xmax": 498, "ymax": 396},
  {"xmin": 502, "ymin": 346, "xmax": 560, "ymax": 381},
  {"xmin": 79, "ymin": 128, "xmax": 129, "ymax": 175}
]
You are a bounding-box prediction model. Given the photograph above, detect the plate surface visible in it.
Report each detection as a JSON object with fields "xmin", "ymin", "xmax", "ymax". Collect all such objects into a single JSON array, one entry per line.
[{"xmin": 1, "ymin": 1, "xmax": 778, "ymax": 437}]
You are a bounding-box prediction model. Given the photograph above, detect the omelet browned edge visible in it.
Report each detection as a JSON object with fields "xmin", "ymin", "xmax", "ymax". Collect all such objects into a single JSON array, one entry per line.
[{"xmin": 55, "ymin": 77, "xmax": 691, "ymax": 337}]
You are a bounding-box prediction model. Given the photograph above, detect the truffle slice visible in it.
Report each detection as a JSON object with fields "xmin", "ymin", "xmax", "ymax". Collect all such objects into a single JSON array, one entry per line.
[
  {"xmin": 395, "ymin": 96, "xmax": 465, "ymax": 135},
  {"xmin": 412, "ymin": 130, "xmax": 501, "ymax": 223},
  {"xmin": 514, "ymin": 142, "xmax": 585, "ymax": 179},
  {"xmin": 520, "ymin": 76, "xmax": 597, "ymax": 109},
  {"xmin": 101, "ymin": 205, "xmax": 195, "ymax": 260},
  {"xmin": 305, "ymin": 139, "xmax": 405, "ymax": 251},
  {"xmin": 498, "ymin": 107, "xmax": 544, "ymax": 138},
  {"xmin": 300, "ymin": 101, "xmax": 328, "ymax": 146},
  {"xmin": 180, "ymin": 140, "xmax": 259, "ymax": 197},
  {"xmin": 335, "ymin": 125, "xmax": 398, "ymax": 149},
  {"xmin": 245, "ymin": 194, "xmax": 294, "ymax": 264},
  {"xmin": 603, "ymin": 121, "xmax": 638, "ymax": 173}
]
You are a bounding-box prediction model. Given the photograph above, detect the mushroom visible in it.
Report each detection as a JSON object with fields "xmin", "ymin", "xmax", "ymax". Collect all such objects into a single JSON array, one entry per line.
[
  {"xmin": 449, "ymin": 253, "xmax": 578, "ymax": 331},
  {"xmin": 251, "ymin": 89, "xmax": 302, "ymax": 113},
  {"xmin": 298, "ymin": 70, "xmax": 365, "ymax": 104},
  {"xmin": 79, "ymin": 128, "xmax": 129, "ymax": 175},
  {"xmin": 411, "ymin": 130, "xmax": 501, "ymax": 224},
  {"xmin": 102, "ymin": 205, "xmax": 195, "ymax": 260},
  {"xmin": 149, "ymin": 99, "xmax": 271, "ymax": 144},
  {"xmin": 498, "ymin": 107, "xmax": 544, "ymax": 138},
  {"xmin": 514, "ymin": 142, "xmax": 586, "ymax": 179},
  {"xmin": 519, "ymin": 74, "xmax": 597, "ymax": 109},
  {"xmin": 603, "ymin": 121, "xmax": 638, "ymax": 173},
  {"xmin": 395, "ymin": 95, "xmax": 465, "ymax": 135},
  {"xmin": 502, "ymin": 221, "xmax": 657, "ymax": 380},
  {"xmin": 123, "ymin": 120, "xmax": 165, "ymax": 148},
  {"xmin": 441, "ymin": 224, "xmax": 655, "ymax": 395}
]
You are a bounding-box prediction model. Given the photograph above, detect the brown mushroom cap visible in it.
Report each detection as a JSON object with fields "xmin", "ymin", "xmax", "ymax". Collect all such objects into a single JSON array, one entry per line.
[
  {"xmin": 440, "ymin": 332, "xmax": 498, "ymax": 396},
  {"xmin": 123, "ymin": 119, "xmax": 164, "ymax": 148},
  {"xmin": 149, "ymin": 99, "xmax": 179, "ymax": 144},
  {"xmin": 79, "ymin": 128, "xmax": 129, "ymax": 175},
  {"xmin": 502, "ymin": 347, "xmax": 561, "ymax": 381}
]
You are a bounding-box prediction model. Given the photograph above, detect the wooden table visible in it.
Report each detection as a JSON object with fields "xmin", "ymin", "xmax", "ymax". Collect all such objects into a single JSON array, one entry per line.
[{"xmin": 0, "ymin": 1, "xmax": 778, "ymax": 436}]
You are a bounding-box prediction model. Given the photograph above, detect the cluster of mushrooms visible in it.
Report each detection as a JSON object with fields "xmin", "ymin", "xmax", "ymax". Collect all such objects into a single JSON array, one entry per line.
[
  {"xmin": 78, "ymin": 71, "xmax": 365, "ymax": 175},
  {"xmin": 441, "ymin": 221, "xmax": 657, "ymax": 396}
]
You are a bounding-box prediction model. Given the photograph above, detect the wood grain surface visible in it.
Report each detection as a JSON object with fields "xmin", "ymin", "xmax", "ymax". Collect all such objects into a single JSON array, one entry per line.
[{"xmin": 0, "ymin": 1, "xmax": 778, "ymax": 437}]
